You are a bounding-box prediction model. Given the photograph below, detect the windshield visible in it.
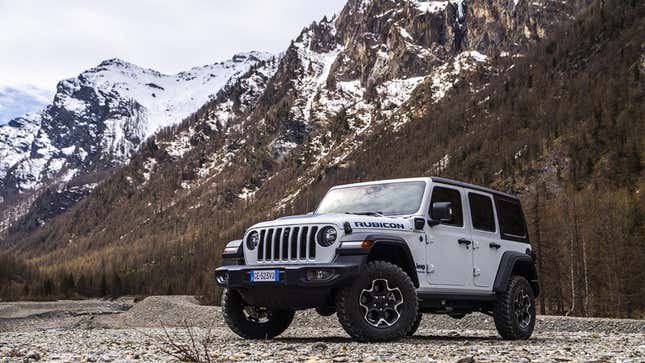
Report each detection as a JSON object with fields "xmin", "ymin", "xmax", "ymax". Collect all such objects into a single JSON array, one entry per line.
[{"xmin": 316, "ymin": 181, "xmax": 426, "ymax": 216}]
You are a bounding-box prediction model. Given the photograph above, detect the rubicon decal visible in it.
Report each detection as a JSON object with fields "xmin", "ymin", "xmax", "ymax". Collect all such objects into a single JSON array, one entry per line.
[{"xmin": 354, "ymin": 221, "xmax": 406, "ymax": 229}]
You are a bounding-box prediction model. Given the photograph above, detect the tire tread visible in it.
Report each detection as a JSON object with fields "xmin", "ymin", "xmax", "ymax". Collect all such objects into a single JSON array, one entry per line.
[{"xmin": 493, "ymin": 275, "xmax": 535, "ymax": 340}]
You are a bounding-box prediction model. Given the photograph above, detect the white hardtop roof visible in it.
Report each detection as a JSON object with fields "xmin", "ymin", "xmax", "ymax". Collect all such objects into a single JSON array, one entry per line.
[
  {"xmin": 330, "ymin": 177, "xmax": 518, "ymax": 200},
  {"xmin": 330, "ymin": 177, "xmax": 431, "ymax": 190}
]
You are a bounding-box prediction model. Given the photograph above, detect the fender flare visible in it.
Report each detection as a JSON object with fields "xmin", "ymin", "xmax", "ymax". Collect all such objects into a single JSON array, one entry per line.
[
  {"xmin": 339, "ymin": 233, "xmax": 420, "ymax": 287},
  {"xmin": 493, "ymin": 251, "xmax": 540, "ymax": 297}
]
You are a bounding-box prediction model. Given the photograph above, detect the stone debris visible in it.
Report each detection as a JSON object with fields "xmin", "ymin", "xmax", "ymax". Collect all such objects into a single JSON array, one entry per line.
[{"xmin": 0, "ymin": 296, "xmax": 643, "ymax": 362}]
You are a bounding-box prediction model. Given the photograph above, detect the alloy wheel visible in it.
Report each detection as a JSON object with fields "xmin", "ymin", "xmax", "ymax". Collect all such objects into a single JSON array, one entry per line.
[
  {"xmin": 359, "ymin": 279, "xmax": 404, "ymax": 328},
  {"xmin": 513, "ymin": 288, "xmax": 532, "ymax": 328}
]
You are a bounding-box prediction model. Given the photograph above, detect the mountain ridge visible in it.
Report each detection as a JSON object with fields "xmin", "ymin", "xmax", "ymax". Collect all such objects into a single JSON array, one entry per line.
[
  {"xmin": 1, "ymin": 0, "xmax": 642, "ymax": 318},
  {"xmin": 0, "ymin": 51, "xmax": 275, "ymax": 236}
]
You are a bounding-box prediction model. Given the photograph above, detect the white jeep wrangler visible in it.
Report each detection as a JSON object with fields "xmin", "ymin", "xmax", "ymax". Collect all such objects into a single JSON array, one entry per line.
[{"xmin": 215, "ymin": 177, "xmax": 539, "ymax": 341}]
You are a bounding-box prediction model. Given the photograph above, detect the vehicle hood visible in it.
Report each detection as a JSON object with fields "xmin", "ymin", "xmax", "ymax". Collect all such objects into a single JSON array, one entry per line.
[{"xmin": 249, "ymin": 213, "xmax": 416, "ymax": 233}]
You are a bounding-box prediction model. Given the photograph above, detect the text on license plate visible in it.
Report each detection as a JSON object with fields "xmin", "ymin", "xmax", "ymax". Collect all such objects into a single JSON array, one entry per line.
[{"xmin": 250, "ymin": 270, "xmax": 279, "ymax": 282}]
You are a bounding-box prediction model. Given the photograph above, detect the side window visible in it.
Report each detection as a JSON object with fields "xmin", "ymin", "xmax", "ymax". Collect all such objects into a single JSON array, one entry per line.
[
  {"xmin": 468, "ymin": 193, "xmax": 496, "ymax": 232},
  {"xmin": 496, "ymin": 198, "xmax": 527, "ymax": 240},
  {"xmin": 430, "ymin": 186, "xmax": 463, "ymax": 227}
]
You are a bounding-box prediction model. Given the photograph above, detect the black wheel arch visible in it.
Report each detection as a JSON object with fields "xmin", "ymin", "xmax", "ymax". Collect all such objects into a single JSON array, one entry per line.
[
  {"xmin": 493, "ymin": 251, "xmax": 540, "ymax": 297},
  {"xmin": 341, "ymin": 233, "xmax": 420, "ymax": 288}
]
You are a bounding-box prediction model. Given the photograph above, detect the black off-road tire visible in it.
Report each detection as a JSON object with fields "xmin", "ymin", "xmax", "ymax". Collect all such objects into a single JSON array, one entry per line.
[
  {"xmin": 493, "ymin": 275, "xmax": 536, "ymax": 340},
  {"xmin": 336, "ymin": 261, "xmax": 418, "ymax": 342},
  {"xmin": 315, "ymin": 306, "xmax": 336, "ymax": 317},
  {"xmin": 407, "ymin": 311, "xmax": 423, "ymax": 336},
  {"xmin": 222, "ymin": 289, "xmax": 294, "ymax": 339}
]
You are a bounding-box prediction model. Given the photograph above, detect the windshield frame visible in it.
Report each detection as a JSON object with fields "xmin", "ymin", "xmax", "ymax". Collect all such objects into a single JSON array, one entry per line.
[{"xmin": 314, "ymin": 180, "xmax": 428, "ymax": 216}]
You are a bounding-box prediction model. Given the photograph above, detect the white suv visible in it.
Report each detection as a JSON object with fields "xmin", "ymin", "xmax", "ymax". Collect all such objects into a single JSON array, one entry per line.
[{"xmin": 215, "ymin": 177, "xmax": 539, "ymax": 341}]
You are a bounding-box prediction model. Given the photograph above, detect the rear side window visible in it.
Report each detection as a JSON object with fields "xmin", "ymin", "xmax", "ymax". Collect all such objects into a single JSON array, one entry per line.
[
  {"xmin": 468, "ymin": 193, "xmax": 496, "ymax": 232},
  {"xmin": 430, "ymin": 186, "xmax": 463, "ymax": 227},
  {"xmin": 496, "ymin": 197, "xmax": 528, "ymax": 241}
]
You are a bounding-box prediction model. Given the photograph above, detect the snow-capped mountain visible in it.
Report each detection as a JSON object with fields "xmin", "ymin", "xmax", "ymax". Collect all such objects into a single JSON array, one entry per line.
[
  {"xmin": 3, "ymin": 0, "xmax": 575, "ymax": 244},
  {"xmin": 0, "ymin": 52, "xmax": 274, "ymax": 235}
]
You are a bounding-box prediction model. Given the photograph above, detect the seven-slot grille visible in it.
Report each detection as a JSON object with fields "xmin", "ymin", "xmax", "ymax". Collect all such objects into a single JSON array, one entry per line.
[{"xmin": 254, "ymin": 225, "xmax": 322, "ymax": 262}]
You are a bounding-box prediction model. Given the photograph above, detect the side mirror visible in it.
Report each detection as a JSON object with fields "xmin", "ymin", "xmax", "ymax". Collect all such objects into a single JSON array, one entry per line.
[{"xmin": 428, "ymin": 202, "xmax": 454, "ymax": 226}]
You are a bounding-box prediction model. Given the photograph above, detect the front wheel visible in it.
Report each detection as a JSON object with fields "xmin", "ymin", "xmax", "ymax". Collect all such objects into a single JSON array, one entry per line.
[
  {"xmin": 407, "ymin": 311, "xmax": 422, "ymax": 336},
  {"xmin": 493, "ymin": 275, "xmax": 536, "ymax": 340},
  {"xmin": 336, "ymin": 261, "xmax": 418, "ymax": 342},
  {"xmin": 222, "ymin": 289, "xmax": 294, "ymax": 339}
]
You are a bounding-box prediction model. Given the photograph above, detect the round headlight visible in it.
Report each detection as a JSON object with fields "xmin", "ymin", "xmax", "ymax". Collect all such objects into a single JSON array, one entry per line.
[
  {"xmin": 318, "ymin": 226, "xmax": 337, "ymax": 247},
  {"xmin": 246, "ymin": 231, "xmax": 259, "ymax": 250}
]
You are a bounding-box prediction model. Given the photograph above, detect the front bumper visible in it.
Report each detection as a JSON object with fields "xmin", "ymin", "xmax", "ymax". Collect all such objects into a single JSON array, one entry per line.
[{"xmin": 214, "ymin": 255, "xmax": 365, "ymax": 289}]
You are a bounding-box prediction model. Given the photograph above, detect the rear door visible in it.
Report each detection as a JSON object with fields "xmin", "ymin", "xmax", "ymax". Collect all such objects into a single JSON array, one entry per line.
[
  {"xmin": 425, "ymin": 184, "xmax": 472, "ymax": 286},
  {"xmin": 467, "ymin": 191, "xmax": 502, "ymax": 288}
]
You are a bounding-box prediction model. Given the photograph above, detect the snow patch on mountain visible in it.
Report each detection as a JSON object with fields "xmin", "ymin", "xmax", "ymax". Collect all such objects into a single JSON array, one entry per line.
[
  {"xmin": 413, "ymin": 1, "xmax": 450, "ymax": 13},
  {"xmin": 429, "ymin": 50, "xmax": 489, "ymax": 102},
  {"xmin": 0, "ymin": 52, "xmax": 272, "ymax": 194},
  {"xmin": 0, "ymin": 52, "xmax": 273, "ymax": 236}
]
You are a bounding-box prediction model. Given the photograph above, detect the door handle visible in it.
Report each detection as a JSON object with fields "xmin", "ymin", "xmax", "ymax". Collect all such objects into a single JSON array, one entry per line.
[
  {"xmin": 458, "ymin": 238, "xmax": 472, "ymax": 246},
  {"xmin": 489, "ymin": 242, "xmax": 501, "ymax": 249}
]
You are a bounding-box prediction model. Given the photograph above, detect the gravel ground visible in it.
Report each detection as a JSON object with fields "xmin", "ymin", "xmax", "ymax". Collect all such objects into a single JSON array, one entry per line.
[{"xmin": 0, "ymin": 296, "xmax": 643, "ymax": 362}]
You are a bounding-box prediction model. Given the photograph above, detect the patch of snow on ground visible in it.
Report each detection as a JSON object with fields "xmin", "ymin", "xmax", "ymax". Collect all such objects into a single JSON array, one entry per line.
[
  {"xmin": 433, "ymin": 154, "xmax": 450, "ymax": 173},
  {"xmin": 378, "ymin": 76, "xmax": 426, "ymax": 109},
  {"xmin": 141, "ymin": 157, "xmax": 157, "ymax": 182},
  {"xmin": 398, "ymin": 27, "xmax": 414, "ymax": 41},
  {"xmin": 238, "ymin": 186, "xmax": 258, "ymax": 200},
  {"xmin": 164, "ymin": 128, "xmax": 194, "ymax": 159},
  {"xmin": 429, "ymin": 51, "xmax": 489, "ymax": 102},
  {"xmin": 60, "ymin": 146, "xmax": 75, "ymax": 156},
  {"xmin": 59, "ymin": 168, "xmax": 78, "ymax": 183},
  {"xmin": 413, "ymin": 1, "xmax": 449, "ymax": 14}
]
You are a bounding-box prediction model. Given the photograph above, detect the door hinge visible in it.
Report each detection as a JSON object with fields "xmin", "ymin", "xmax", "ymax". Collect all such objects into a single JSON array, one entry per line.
[
  {"xmin": 428, "ymin": 264, "xmax": 435, "ymax": 273},
  {"xmin": 472, "ymin": 241, "xmax": 480, "ymax": 249},
  {"xmin": 473, "ymin": 268, "xmax": 481, "ymax": 277}
]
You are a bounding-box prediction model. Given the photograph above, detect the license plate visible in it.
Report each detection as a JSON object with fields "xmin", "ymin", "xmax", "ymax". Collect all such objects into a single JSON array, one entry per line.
[{"xmin": 250, "ymin": 270, "xmax": 279, "ymax": 283}]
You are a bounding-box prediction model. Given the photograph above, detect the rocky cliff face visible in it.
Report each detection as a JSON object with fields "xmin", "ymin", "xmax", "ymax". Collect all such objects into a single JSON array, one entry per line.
[
  {"xmin": 2, "ymin": 0, "xmax": 576, "ymax": 251},
  {"xmin": 0, "ymin": 52, "xmax": 273, "ymax": 235}
]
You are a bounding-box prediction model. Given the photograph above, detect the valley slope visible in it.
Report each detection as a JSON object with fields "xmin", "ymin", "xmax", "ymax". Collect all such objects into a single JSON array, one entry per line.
[{"xmin": 1, "ymin": 0, "xmax": 643, "ymax": 318}]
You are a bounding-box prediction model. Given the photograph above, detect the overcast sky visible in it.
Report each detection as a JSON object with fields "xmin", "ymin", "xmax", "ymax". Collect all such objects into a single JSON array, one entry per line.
[{"xmin": 0, "ymin": 0, "xmax": 346, "ymax": 94}]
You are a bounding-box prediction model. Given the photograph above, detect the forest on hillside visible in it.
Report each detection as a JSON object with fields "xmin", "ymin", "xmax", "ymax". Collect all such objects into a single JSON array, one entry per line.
[{"xmin": 1, "ymin": 0, "xmax": 643, "ymax": 318}]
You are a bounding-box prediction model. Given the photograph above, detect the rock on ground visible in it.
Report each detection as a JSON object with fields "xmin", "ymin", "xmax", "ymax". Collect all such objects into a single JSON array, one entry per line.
[{"xmin": 0, "ymin": 296, "xmax": 643, "ymax": 362}]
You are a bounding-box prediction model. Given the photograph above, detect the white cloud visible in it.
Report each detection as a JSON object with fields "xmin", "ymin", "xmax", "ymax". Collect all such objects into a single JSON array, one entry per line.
[
  {"xmin": 0, "ymin": 0, "xmax": 347, "ymax": 93},
  {"xmin": 0, "ymin": 85, "xmax": 53, "ymax": 124}
]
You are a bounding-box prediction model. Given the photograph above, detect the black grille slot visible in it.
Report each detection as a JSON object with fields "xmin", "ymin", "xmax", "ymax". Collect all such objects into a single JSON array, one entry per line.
[
  {"xmin": 299, "ymin": 227, "xmax": 309, "ymax": 259},
  {"xmin": 290, "ymin": 227, "xmax": 300, "ymax": 259},
  {"xmin": 273, "ymin": 228, "xmax": 282, "ymax": 261},
  {"xmin": 309, "ymin": 226, "xmax": 318, "ymax": 259},
  {"xmin": 265, "ymin": 229, "xmax": 274, "ymax": 261},
  {"xmin": 281, "ymin": 228, "xmax": 290, "ymax": 260},
  {"xmin": 257, "ymin": 230, "xmax": 266, "ymax": 260}
]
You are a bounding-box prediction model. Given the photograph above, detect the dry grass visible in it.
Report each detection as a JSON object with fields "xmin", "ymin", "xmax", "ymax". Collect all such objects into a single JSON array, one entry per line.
[{"xmin": 153, "ymin": 321, "xmax": 217, "ymax": 363}]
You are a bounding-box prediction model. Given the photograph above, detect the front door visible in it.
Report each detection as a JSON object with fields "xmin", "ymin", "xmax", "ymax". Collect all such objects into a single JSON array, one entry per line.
[{"xmin": 425, "ymin": 184, "xmax": 472, "ymax": 286}]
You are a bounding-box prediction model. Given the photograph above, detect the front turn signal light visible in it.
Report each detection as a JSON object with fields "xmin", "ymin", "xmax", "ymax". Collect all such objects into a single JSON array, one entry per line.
[{"xmin": 361, "ymin": 240, "xmax": 372, "ymax": 248}]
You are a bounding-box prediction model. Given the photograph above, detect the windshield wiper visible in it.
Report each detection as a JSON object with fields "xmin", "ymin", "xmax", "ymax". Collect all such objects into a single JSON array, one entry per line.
[{"xmin": 345, "ymin": 211, "xmax": 385, "ymax": 217}]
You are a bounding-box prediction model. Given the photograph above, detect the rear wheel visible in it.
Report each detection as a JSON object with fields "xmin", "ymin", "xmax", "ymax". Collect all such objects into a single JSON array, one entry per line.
[
  {"xmin": 336, "ymin": 261, "xmax": 418, "ymax": 342},
  {"xmin": 222, "ymin": 289, "xmax": 294, "ymax": 339},
  {"xmin": 493, "ymin": 275, "xmax": 536, "ymax": 340}
]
